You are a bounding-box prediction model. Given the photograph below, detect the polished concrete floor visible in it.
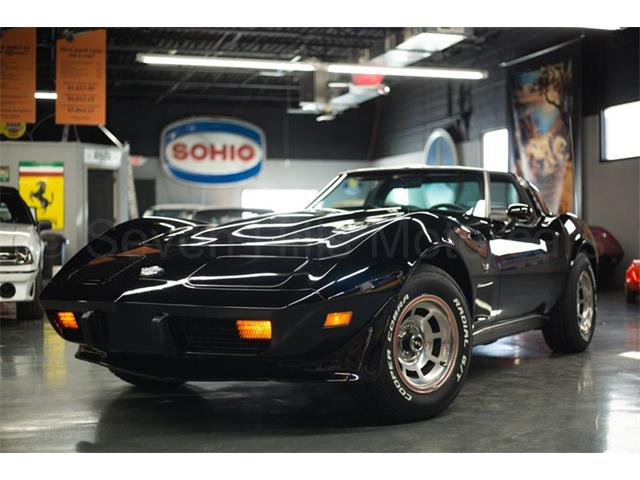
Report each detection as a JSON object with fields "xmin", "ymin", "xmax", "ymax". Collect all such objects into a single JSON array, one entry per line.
[{"xmin": 1, "ymin": 291, "xmax": 639, "ymax": 452}]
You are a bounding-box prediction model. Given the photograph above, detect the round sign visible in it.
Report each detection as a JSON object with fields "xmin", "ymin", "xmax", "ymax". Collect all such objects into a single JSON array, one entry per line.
[
  {"xmin": 424, "ymin": 128, "xmax": 459, "ymax": 166},
  {"xmin": 160, "ymin": 117, "xmax": 266, "ymax": 187},
  {"xmin": 0, "ymin": 123, "xmax": 27, "ymax": 139}
]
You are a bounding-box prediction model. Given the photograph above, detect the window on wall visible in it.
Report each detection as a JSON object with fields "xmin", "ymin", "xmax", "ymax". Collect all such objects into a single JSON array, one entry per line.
[
  {"xmin": 602, "ymin": 100, "xmax": 640, "ymax": 161},
  {"xmin": 241, "ymin": 189, "xmax": 317, "ymax": 213},
  {"xmin": 482, "ymin": 128, "xmax": 509, "ymax": 172}
]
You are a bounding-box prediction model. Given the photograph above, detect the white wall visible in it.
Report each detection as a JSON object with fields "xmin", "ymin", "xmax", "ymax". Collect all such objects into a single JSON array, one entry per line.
[
  {"xmin": 134, "ymin": 157, "xmax": 370, "ymax": 208},
  {"xmin": 0, "ymin": 141, "xmax": 128, "ymax": 257},
  {"xmin": 582, "ymin": 115, "xmax": 640, "ymax": 284}
]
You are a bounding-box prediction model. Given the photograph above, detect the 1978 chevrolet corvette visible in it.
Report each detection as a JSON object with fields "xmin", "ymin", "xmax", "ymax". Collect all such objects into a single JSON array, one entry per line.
[{"xmin": 40, "ymin": 167, "xmax": 598, "ymax": 420}]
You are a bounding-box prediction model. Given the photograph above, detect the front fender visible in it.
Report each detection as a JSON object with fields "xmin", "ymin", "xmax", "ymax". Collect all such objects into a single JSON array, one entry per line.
[
  {"xmin": 316, "ymin": 214, "xmax": 448, "ymax": 300},
  {"xmin": 560, "ymin": 213, "xmax": 598, "ymax": 273}
]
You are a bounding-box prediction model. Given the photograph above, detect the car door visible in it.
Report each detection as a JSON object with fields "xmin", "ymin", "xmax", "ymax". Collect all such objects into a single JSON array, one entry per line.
[{"xmin": 488, "ymin": 173, "xmax": 557, "ymax": 320}]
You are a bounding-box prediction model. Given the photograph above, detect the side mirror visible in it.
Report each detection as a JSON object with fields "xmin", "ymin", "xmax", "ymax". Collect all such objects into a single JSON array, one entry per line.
[
  {"xmin": 507, "ymin": 203, "xmax": 533, "ymax": 223},
  {"xmin": 38, "ymin": 220, "xmax": 52, "ymax": 232}
]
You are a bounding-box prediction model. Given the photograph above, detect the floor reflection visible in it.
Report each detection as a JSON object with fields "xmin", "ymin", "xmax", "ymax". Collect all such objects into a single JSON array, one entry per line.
[{"xmin": 1, "ymin": 290, "xmax": 639, "ymax": 452}]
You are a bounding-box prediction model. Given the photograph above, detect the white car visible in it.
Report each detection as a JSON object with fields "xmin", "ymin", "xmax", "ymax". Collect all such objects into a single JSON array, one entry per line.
[{"xmin": 0, "ymin": 187, "xmax": 50, "ymax": 320}]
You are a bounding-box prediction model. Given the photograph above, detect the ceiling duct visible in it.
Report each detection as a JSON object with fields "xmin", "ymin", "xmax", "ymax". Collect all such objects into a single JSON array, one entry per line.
[
  {"xmin": 369, "ymin": 27, "xmax": 467, "ymax": 67},
  {"xmin": 296, "ymin": 28, "xmax": 471, "ymax": 121}
]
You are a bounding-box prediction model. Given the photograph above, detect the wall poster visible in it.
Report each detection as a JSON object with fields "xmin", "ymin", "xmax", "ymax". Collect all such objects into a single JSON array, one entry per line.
[{"xmin": 507, "ymin": 42, "xmax": 582, "ymax": 214}]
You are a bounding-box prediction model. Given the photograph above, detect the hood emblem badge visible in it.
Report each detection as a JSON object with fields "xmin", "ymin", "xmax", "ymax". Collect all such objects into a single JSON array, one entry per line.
[{"xmin": 140, "ymin": 265, "xmax": 165, "ymax": 278}]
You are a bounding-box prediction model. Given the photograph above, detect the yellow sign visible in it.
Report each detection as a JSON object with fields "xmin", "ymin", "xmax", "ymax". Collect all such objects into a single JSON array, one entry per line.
[
  {"xmin": 19, "ymin": 162, "xmax": 65, "ymax": 230},
  {"xmin": 0, "ymin": 122, "xmax": 27, "ymax": 139}
]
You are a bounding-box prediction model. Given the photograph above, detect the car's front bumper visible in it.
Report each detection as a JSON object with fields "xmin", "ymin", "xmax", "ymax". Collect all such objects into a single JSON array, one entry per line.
[
  {"xmin": 41, "ymin": 288, "xmax": 397, "ymax": 383},
  {"xmin": 0, "ymin": 269, "xmax": 38, "ymax": 302}
]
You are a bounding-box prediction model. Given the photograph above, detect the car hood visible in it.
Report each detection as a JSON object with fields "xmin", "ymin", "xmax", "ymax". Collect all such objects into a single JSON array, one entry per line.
[
  {"xmin": 157, "ymin": 208, "xmax": 409, "ymax": 259},
  {"xmin": 0, "ymin": 223, "xmax": 37, "ymax": 248},
  {"xmin": 56, "ymin": 208, "xmax": 414, "ymax": 288}
]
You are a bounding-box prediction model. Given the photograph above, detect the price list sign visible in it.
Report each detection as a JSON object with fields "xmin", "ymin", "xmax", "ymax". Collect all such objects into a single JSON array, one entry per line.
[
  {"xmin": 0, "ymin": 28, "xmax": 36, "ymax": 124},
  {"xmin": 55, "ymin": 29, "xmax": 106, "ymax": 125}
]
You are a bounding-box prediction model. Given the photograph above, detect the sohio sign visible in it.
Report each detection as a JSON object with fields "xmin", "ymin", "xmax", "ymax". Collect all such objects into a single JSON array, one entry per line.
[{"xmin": 160, "ymin": 117, "xmax": 266, "ymax": 186}]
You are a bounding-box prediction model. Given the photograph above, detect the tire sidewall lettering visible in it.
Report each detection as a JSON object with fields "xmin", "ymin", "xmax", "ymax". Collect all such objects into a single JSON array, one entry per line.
[{"xmin": 385, "ymin": 289, "xmax": 471, "ymax": 402}]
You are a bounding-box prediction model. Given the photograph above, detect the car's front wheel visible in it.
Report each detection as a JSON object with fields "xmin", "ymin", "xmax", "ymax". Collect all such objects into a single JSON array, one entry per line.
[
  {"xmin": 543, "ymin": 253, "xmax": 597, "ymax": 353},
  {"xmin": 354, "ymin": 265, "xmax": 473, "ymax": 422}
]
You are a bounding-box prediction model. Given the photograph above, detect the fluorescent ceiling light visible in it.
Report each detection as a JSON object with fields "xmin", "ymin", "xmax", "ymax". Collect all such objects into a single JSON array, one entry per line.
[
  {"xmin": 396, "ymin": 33, "xmax": 465, "ymax": 52},
  {"xmin": 137, "ymin": 53, "xmax": 316, "ymax": 72},
  {"xmin": 327, "ymin": 64, "xmax": 487, "ymax": 80},
  {"xmin": 35, "ymin": 91, "xmax": 57, "ymax": 100},
  {"xmin": 137, "ymin": 53, "xmax": 485, "ymax": 81}
]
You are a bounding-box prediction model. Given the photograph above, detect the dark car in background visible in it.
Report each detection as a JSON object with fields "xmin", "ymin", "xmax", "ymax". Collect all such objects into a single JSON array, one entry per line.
[
  {"xmin": 191, "ymin": 208, "xmax": 273, "ymax": 225},
  {"xmin": 143, "ymin": 204, "xmax": 273, "ymax": 225},
  {"xmin": 40, "ymin": 167, "xmax": 598, "ymax": 421},
  {"xmin": 142, "ymin": 204, "xmax": 203, "ymax": 220}
]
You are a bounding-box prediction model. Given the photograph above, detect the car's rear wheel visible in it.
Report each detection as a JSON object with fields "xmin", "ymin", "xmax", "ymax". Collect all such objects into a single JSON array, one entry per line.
[
  {"xmin": 16, "ymin": 274, "xmax": 43, "ymax": 320},
  {"xmin": 353, "ymin": 265, "xmax": 472, "ymax": 422},
  {"xmin": 543, "ymin": 253, "xmax": 597, "ymax": 353},
  {"xmin": 110, "ymin": 369, "xmax": 185, "ymax": 391}
]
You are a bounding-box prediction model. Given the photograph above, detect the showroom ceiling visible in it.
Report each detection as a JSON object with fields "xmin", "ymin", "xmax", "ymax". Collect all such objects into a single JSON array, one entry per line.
[{"xmin": 27, "ymin": 27, "xmax": 573, "ymax": 106}]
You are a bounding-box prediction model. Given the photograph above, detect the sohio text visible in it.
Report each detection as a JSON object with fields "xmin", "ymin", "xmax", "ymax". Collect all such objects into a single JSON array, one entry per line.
[
  {"xmin": 160, "ymin": 117, "xmax": 266, "ymax": 186},
  {"xmin": 170, "ymin": 142, "xmax": 256, "ymax": 162}
]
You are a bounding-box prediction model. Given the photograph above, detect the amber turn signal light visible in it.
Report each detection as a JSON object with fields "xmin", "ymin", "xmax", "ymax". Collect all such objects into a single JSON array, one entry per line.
[
  {"xmin": 324, "ymin": 311, "xmax": 352, "ymax": 328},
  {"xmin": 56, "ymin": 311, "xmax": 79, "ymax": 330},
  {"xmin": 236, "ymin": 320, "xmax": 272, "ymax": 340}
]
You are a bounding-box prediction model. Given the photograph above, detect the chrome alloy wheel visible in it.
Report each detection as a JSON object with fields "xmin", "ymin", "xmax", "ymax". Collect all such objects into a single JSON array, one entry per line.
[
  {"xmin": 393, "ymin": 295, "xmax": 459, "ymax": 393},
  {"xmin": 577, "ymin": 270, "xmax": 595, "ymax": 341}
]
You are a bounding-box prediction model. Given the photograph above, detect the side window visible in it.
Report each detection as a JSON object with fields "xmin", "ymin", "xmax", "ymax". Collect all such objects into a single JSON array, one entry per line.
[{"xmin": 489, "ymin": 174, "xmax": 530, "ymax": 221}]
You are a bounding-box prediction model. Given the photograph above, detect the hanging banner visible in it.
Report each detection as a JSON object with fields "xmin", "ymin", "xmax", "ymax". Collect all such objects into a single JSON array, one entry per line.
[
  {"xmin": 0, "ymin": 28, "xmax": 36, "ymax": 124},
  {"xmin": 19, "ymin": 162, "xmax": 65, "ymax": 230},
  {"xmin": 55, "ymin": 29, "xmax": 106, "ymax": 126},
  {"xmin": 507, "ymin": 43, "xmax": 581, "ymax": 214}
]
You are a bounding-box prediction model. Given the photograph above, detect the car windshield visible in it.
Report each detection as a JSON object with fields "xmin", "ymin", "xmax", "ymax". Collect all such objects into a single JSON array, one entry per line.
[
  {"xmin": 307, "ymin": 171, "xmax": 486, "ymax": 216},
  {"xmin": 0, "ymin": 191, "xmax": 33, "ymax": 224}
]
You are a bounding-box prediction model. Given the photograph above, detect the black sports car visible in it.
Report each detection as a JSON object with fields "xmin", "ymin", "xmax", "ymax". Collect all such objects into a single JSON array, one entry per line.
[{"xmin": 40, "ymin": 167, "xmax": 598, "ymax": 420}]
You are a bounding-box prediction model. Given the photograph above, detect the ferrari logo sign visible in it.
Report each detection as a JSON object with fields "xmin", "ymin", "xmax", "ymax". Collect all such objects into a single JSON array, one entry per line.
[{"xmin": 18, "ymin": 161, "xmax": 65, "ymax": 230}]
